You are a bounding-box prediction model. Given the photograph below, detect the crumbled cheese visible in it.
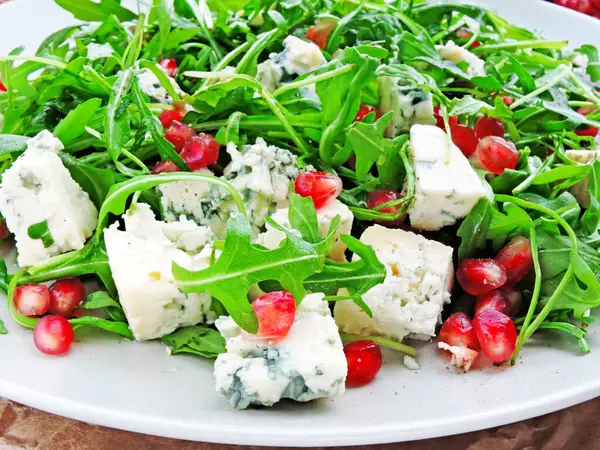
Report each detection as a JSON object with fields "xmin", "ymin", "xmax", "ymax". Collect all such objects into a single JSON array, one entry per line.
[
  {"xmin": 257, "ymin": 199, "xmax": 353, "ymax": 262},
  {"xmin": 438, "ymin": 342, "xmax": 479, "ymax": 372},
  {"xmin": 256, "ymin": 59, "xmax": 284, "ymax": 93},
  {"xmin": 403, "ymin": 355, "xmax": 420, "ymax": 370},
  {"xmin": 408, "ymin": 124, "xmax": 488, "ymax": 230},
  {"xmin": 334, "ymin": 225, "xmax": 454, "ymax": 342},
  {"xmin": 565, "ymin": 150, "xmax": 600, "ymax": 207},
  {"xmin": 214, "ymin": 293, "xmax": 347, "ymax": 409},
  {"xmin": 0, "ymin": 131, "xmax": 97, "ymax": 267},
  {"xmin": 436, "ymin": 40, "xmax": 485, "ymax": 77},
  {"xmin": 137, "ymin": 66, "xmax": 185, "ymax": 104},
  {"xmin": 104, "ymin": 203, "xmax": 215, "ymax": 341},
  {"xmin": 86, "ymin": 43, "xmax": 114, "ymax": 60}
]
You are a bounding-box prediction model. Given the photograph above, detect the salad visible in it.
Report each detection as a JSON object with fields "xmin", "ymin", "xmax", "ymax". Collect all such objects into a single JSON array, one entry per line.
[{"xmin": 1, "ymin": 0, "xmax": 600, "ymax": 410}]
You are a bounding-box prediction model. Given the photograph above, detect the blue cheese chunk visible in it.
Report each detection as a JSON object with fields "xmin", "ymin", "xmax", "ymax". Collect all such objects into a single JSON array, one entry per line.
[
  {"xmin": 257, "ymin": 199, "xmax": 353, "ymax": 262},
  {"xmin": 137, "ymin": 65, "xmax": 184, "ymax": 104},
  {"xmin": 378, "ymin": 77, "xmax": 435, "ymax": 137},
  {"xmin": 436, "ymin": 40, "xmax": 485, "ymax": 77},
  {"xmin": 214, "ymin": 293, "xmax": 347, "ymax": 409},
  {"xmin": 408, "ymin": 124, "xmax": 488, "ymax": 231},
  {"xmin": 105, "ymin": 204, "xmax": 216, "ymax": 341},
  {"xmin": 0, "ymin": 131, "xmax": 98, "ymax": 267},
  {"xmin": 334, "ymin": 225, "xmax": 453, "ymax": 342}
]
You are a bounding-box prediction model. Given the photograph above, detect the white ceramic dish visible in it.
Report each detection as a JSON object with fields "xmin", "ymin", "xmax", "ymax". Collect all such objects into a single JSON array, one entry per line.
[{"xmin": 1, "ymin": 0, "xmax": 599, "ymax": 446}]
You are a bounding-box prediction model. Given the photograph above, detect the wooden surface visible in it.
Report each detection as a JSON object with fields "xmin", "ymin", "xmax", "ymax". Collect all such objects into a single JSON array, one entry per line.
[{"xmin": 0, "ymin": 397, "xmax": 599, "ymax": 449}]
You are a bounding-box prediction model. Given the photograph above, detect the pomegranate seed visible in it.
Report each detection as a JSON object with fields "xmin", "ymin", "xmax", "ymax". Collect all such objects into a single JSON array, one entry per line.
[
  {"xmin": 179, "ymin": 133, "xmax": 220, "ymax": 171},
  {"xmin": 474, "ymin": 290, "xmax": 511, "ymax": 317},
  {"xmin": 344, "ymin": 340, "xmax": 383, "ymax": 388},
  {"xmin": 48, "ymin": 278, "xmax": 86, "ymax": 317},
  {"xmin": 159, "ymin": 109, "xmax": 185, "ymax": 128},
  {"xmin": 433, "ymin": 106, "xmax": 458, "ymax": 130},
  {"xmin": 347, "ymin": 154, "xmax": 357, "ymax": 171},
  {"xmin": 151, "ymin": 160, "xmax": 180, "ymax": 174},
  {"xmin": 457, "ymin": 258, "xmax": 507, "ymax": 295},
  {"xmin": 164, "ymin": 121, "xmax": 196, "ymax": 152},
  {"xmin": 500, "ymin": 286, "xmax": 523, "ymax": 316},
  {"xmin": 472, "ymin": 310, "xmax": 517, "ymax": 363},
  {"xmin": 0, "ymin": 220, "xmax": 10, "ymax": 240},
  {"xmin": 251, "ymin": 291, "xmax": 296, "ymax": 341},
  {"xmin": 471, "ymin": 41, "xmax": 482, "ymax": 48},
  {"xmin": 456, "ymin": 27, "xmax": 472, "ymax": 39},
  {"xmin": 475, "ymin": 116, "xmax": 504, "ymax": 139},
  {"xmin": 14, "ymin": 284, "xmax": 50, "ymax": 317},
  {"xmin": 451, "ymin": 124, "xmax": 480, "ymax": 157},
  {"xmin": 0, "ymin": 80, "xmax": 6, "ymax": 92},
  {"xmin": 438, "ymin": 342, "xmax": 479, "ymax": 371},
  {"xmin": 305, "ymin": 18, "xmax": 336, "ymax": 50},
  {"xmin": 555, "ymin": 0, "xmax": 597, "ymax": 16},
  {"xmin": 472, "ymin": 136, "xmax": 519, "ymax": 175},
  {"xmin": 366, "ymin": 189, "xmax": 406, "ymax": 226},
  {"xmin": 578, "ymin": 105, "xmax": 597, "ymax": 116},
  {"xmin": 439, "ymin": 312, "xmax": 480, "ymax": 351},
  {"xmin": 495, "ymin": 236, "xmax": 533, "ymax": 286},
  {"xmin": 33, "ymin": 315, "xmax": 74, "ymax": 355},
  {"xmin": 355, "ymin": 104, "xmax": 382, "ymax": 123},
  {"xmin": 294, "ymin": 171, "xmax": 343, "ymax": 209},
  {"xmin": 158, "ymin": 58, "xmax": 178, "ymax": 77},
  {"xmin": 575, "ymin": 126, "xmax": 599, "ymax": 137},
  {"xmin": 502, "ymin": 96, "xmax": 514, "ymax": 106}
]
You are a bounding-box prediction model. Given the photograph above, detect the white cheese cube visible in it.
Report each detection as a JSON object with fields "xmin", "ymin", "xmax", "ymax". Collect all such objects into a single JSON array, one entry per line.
[
  {"xmin": 256, "ymin": 59, "xmax": 284, "ymax": 93},
  {"xmin": 105, "ymin": 204, "xmax": 216, "ymax": 341},
  {"xmin": 408, "ymin": 124, "xmax": 488, "ymax": 230},
  {"xmin": 257, "ymin": 199, "xmax": 353, "ymax": 262},
  {"xmin": 566, "ymin": 150, "xmax": 599, "ymax": 207},
  {"xmin": 214, "ymin": 293, "xmax": 347, "ymax": 409},
  {"xmin": 436, "ymin": 40, "xmax": 485, "ymax": 77},
  {"xmin": 0, "ymin": 131, "xmax": 98, "ymax": 267},
  {"xmin": 137, "ymin": 65, "xmax": 185, "ymax": 104},
  {"xmin": 334, "ymin": 225, "xmax": 453, "ymax": 342},
  {"xmin": 280, "ymin": 36, "xmax": 326, "ymax": 76},
  {"xmin": 378, "ymin": 77, "xmax": 435, "ymax": 137},
  {"xmin": 86, "ymin": 43, "xmax": 115, "ymax": 60}
]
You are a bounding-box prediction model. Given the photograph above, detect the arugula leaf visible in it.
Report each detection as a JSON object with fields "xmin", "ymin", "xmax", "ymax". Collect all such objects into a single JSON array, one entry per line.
[
  {"xmin": 288, "ymin": 191, "xmax": 320, "ymax": 243},
  {"xmin": 581, "ymin": 160, "xmax": 600, "ymax": 235},
  {"xmin": 575, "ymin": 45, "xmax": 600, "ymax": 82},
  {"xmin": 69, "ymin": 316, "xmax": 133, "ymax": 339},
  {"xmin": 0, "ymin": 260, "xmax": 11, "ymax": 294},
  {"xmin": 81, "ymin": 291, "xmax": 127, "ymax": 322},
  {"xmin": 53, "ymin": 98, "xmax": 102, "ymax": 146},
  {"xmin": 173, "ymin": 213, "xmax": 337, "ymax": 333},
  {"xmin": 59, "ymin": 154, "xmax": 116, "ymax": 209},
  {"xmin": 160, "ymin": 325, "xmax": 226, "ymax": 359},
  {"xmin": 54, "ymin": 0, "xmax": 136, "ymax": 21},
  {"xmin": 457, "ymin": 198, "xmax": 493, "ymax": 260}
]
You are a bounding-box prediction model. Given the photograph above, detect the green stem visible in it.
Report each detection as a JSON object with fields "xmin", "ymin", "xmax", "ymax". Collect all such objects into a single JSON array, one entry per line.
[
  {"xmin": 512, "ymin": 153, "xmax": 556, "ymax": 195},
  {"xmin": 7, "ymin": 269, "xmax": 38, "ymax": 330},
  {"xmin": 273, "ymin": 64, "xmax": 354, "ymax": 98},
  {"xmin": 340, "ymin": 333, "xmax": 417, "ymax": 357},
  {"xmin": 510, "ymin": 65, "xmax": 572, "ymax": 110},
  {"xmin": 473, "ymin": 40, "xmax": 568, "ymax": 54},
  {"xmin": 0, "ymin": 55, "xmax": 67, "ymax": 70}
]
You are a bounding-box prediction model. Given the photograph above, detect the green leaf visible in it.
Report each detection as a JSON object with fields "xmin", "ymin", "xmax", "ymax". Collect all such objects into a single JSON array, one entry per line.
[
  {"xmin": 488, "ymin": 203, "xmax": 532, "ymax": 249},
  {"xmin": 160, "ymin": 325, "xmax": 226, "ymax": 359},
  {"xmin": 27, "ymin": 221, "xmax": 54, "ymax": 249},
  {"xmin": 507, "ymin": 54, "xmax": 536, "ymax": 94},
  {"xmin": 69, "ymin": 316, "xmax": 133, "ymax": 339},
  {"xmin": 575, "ymin": 45, "xmax": 600, "ymax": 82},
  {"xmin": 54, "ymin": 0, "xmax": 136, "ymax": 21},
  {"xmin": 173, "ymin": 214, "xmax": 336, "ymax": 333},
  {"xmin": 0, "ymin": 320, "xmax": 6, "ymax": 335},
  {"xmin": 288, "ymin": 191, "xmax": 320, "ymax": 244},
  {"xmin": 535, "ymin": 321, "xmax": 589, "ymax": 354},
  {"xmin": 81, "ymin": 291, "xmax": 127, "ymax": 323},
  {"xmin": 58, "ymin": 154, "xmax": 116, "ymax": 209},
  {"xmin": 449, "ymin": 96, "xmax": 490, "ymax": 117},
  {"xmin": 529, "ymin": 165, "xmax": 590, "ymax": 186},
  {"xmin": 517, "ymin": 192, "xmax": 581, "ymax": 228},
  {"xmin": 53, "ymin": 98, "xmax": 102, "ymax": 146},
  {"xmin": 0, "ymin": 260, "xmax": 11, "ymax": 294},
  {"xmin": 457, "ymin": 198, "xmax": 493, "ymax": 260},
  {"xmin": 581, "ymin": 160, "xmax": 600, "ymax": 236}
]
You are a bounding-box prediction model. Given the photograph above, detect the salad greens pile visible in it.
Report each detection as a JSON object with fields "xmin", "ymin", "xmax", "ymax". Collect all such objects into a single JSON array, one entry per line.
[{"xmin": 1, "ymin": 0, "xmax": 600, "ymax": 364}]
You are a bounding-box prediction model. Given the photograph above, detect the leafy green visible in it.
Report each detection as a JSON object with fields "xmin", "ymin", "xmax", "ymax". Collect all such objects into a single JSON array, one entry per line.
[
  {"xmin": 160, "ymin": 325, "xmax": 226, "ymax": 359},
  {"xmin": 0, "ymin": 320, "xmax": 6, "ymax": 335},
  {"xmin": 81, "ymin": 291, "xmax": 127, "ymax": 322},
  {"xmin": 70, "ymin": 316, "xmax": 133, "ymax": 339},
  {"xmin": 27, "ymin": 221, "xmax": 55, "ymax": 249},
  {"xmin": 54, "ymin": 0, "xmax": 136, "ymax": 21},
  {"xmin": 456, "ymin": 198, "xmax": 493, "ymax": 260},
  {"xmin": 53, "ymin": 98, "xmax": 102, "ymax": 145},
  {"xmin": 59, "ymin": 154, "xmax": 116, "ymax": 209},
  {"xmin": 288, "ymin": 191, "xmax": 321, "ymax": 243}
]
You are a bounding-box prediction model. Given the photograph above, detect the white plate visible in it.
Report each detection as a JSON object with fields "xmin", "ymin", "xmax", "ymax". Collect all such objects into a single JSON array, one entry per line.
[{"xmin": 0, "ymin": 0, "xmax": 599, "ymax": 446}]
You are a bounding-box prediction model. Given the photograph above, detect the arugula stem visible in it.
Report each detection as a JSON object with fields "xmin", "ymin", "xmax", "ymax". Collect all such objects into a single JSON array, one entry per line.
[
  {"xmin": 512, "ymin": 153, "xmax": 556, "ymax": 195},
  {"xmin": 509, "ymin": 65, "xmax": 572, "ymax": 110},
  {"xmin": 273, "ymin": 64, "xmax": 354, "ymax": 98},
  {"xmin": 0, "ymin": 55, "xmax": 67, "ymax": 70},
  {"xmin": 473, "ymin": 40, "xmax": 568, "ymax": 54},
  {"xmin": 7, "ymin": 268, "xmax": 38, "ymax": 330},
  {"xmin": 340, "ymin": 333, "xmax": 417, "ymax": 357}
]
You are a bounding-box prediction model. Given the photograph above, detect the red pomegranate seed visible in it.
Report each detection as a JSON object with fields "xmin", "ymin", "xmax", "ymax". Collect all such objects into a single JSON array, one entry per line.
[
  {"xmin": 433, "ymin": 106, "xmax": 458, "ymax": 130},
  {"xmin": 306, "ymin": 19, "xmax": 336, "ymax": 50},
  {"xmin": 555, "ymin": 0, "xmax": 597, "ymax": 16},
  {"xmin": 251, "ymin": 291, "xmax": 296, "ymax": 341},
  {"xmin": 49, "ymin": 278, "xmax": 86, "ymax": 317},
  {"xmin": 151, "ymin": 160, "xmax": 180, "ymax": 174},
  {"xmin": 158, "ymin": 58, "xmax": 178, "ymax": 77},
  {"xmin": 578, "ymin": 105, "xmax": 597, "ymax": 116},
  {"xmin": 451, "ymin": 124, "xmax": 480, "ymax": 157},
  {"xmin": 0, "ymin": 80, "xmax": 6, "ymax": 92},
  {"xmin": 456, "ymin": 258, "xmax": 507, "ymax": 295},
  {"xmin": 502, "ymin": 96, "xmax": 514, "ymax": 106},
  {"xmin": 294, "ymin": 171, "xmax": 343, "ymax": 209},
  {"xmin": 344, "ymin": 340, "xmax": 383, "ymax": 388},
  {"xmin": 164, "ymin": 121, "xmax": 196, "ymax": 152},
  {"xmin": 472, "ymin": 310, "xmax": 517, "ymax": 363},
  {"xmin": 159, "ymin": 109, "xmax": 185, "ymax": 128},
  {"xmin": 472, "ymin": 136, "xmax": 519, "ymax": 175},
  {"xmin": 575, "ymin": 126, "xmax": 599, "ymax": 137},
  {"xmin": 475, "ymin": 116, "xmax": 505, "ymax": 139},
  {"xmin": 500, "ymin": 287, "xmax": 523, "ymax": 316},
  {"xmin": 14, "ymin": 284, "xmax": 50, "ymax": 317},
  {"xmin": 366, "ymin": 189, "xmax": 406, "ymax": 226},
  {"xmin": 439, "ymin": 312, "xmax": 480, "ymax": 351},
  {"xmin": 0, "ymin": 220, "xmax": 10, "ymax": 240},
  {"xmin": 495, "ymin": 236, "xmax": 533, "ymax": 287},
  {"xmin": 33, "ymin": 315, "xmax": 74, "ymax": 355},
  {"xmin": 471, "ymin": 41, "xmax": 482, "ymax": 48},
  {"xmin": 179, "ymin": 133, "xmax": 220, "ymax": 171},
  {"xmin": 456, "ymin": 27, "xmax": 472, "ymax": 39},
  {"xmin": 355, "ymin": 104, "xmax": 382, "ymax": 123},
  {"xmin": 474, "ymin": 290, "xmax": 511, "ymax": 317}
]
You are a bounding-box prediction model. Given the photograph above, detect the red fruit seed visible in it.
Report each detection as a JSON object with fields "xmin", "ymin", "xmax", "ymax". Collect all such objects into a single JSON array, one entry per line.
[
  {"xmin": 474, "ymin": 290, "xmax": 511, "ymax": 317},
  {"xmin": 456, "ymin": 258, "xmax": 507, "ymax": 295},
  {"xmin": 14, "ymin": 284, "xmax": 50, "ymax": 317},
  {"xmin": 366, "ymin": 189, "xmax": 406, "ymax": 226},
  {"xmin": 456, "ymin": 27, "xmax": 472, "ymax": 39},
  {"xmin": 575, "ymin": 126, "xmax": 599, "ymax": 137},
  {"xmin": 495, "ymin": 236, "xmax": 533, "ymax": 287},
  {"xmin": 471, "ymin": 41, "xmax": 482, "ymax": 49},
  {"xmin": 500, "ymin": 286, "xmax": 523, "ymax": 317},
  {"xmin": 158, "ymin": 58, "xmax": 178, "ymax": 77},
  {"xmin": 473, "ymin": 310, "xmax": 517, "ymax": 363},
  {"xmin": 179, "ymin": 133, "xmax": 220, "ymax": 171},
  {"xmin": 164, "ymin": 121, "xmax": 196, "ymax": 152},
  {"xmin": 344, "ymin": 340, "xmax": 383, "ymax": 388},
  {"xmin": 355, "ymin": 104, "xmax": 382, "ymax": 123},
  {"xmin": 473, "ymin": 136, "xmax": 519, "ymax": 175},
  {"xmin": 475, "ymin": 116, "xmax": 505, "ymax": 139},
  {"xmin": 555, "ymin": 0, "xmax": 598, "ymax": 16},
  {"xmin": 439, "ymin": 312, "xmax": 480, "ymax": 351},
  {"xmin": 159, "ymin": 109, "xmax": 185, "ymax": 128},
  {"xmin": 578, "ymin": 105, "xmax": 597, "ymax": 116},
  {"xmin": 151, "ymin": 160, "xmax": 180, "ymax": 174},
  {"xmin": 49, "ymin": 278, "xmax": 86, "ymax": 317},
  {"xmin": 251, "ymin": 291, "xmax": 296, "ymax": 341},
  {"xmin": 502, "ymin": 96, "xmax": 514, "ymax": 106},
  {"xmin": 0, "ymin": 220, "xmax": 10, "ymax": 240},
  {"xmin": 451, "ymin": 124, "xmax": 480, "ymax": 157},
  {"xmin": 0, "ymin": 80, "xmax": 6, "ymax": 92},
  {"xmin": 433, "ymin": 106, "xmax": 459, "ymax": 130},
  {"xmin": 294, "ymin": 171, "xmax": 343, "ymax": 209},
  {"xmin": 33, "ymin": 315, "xmax": 74, "ymax": 355}
]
